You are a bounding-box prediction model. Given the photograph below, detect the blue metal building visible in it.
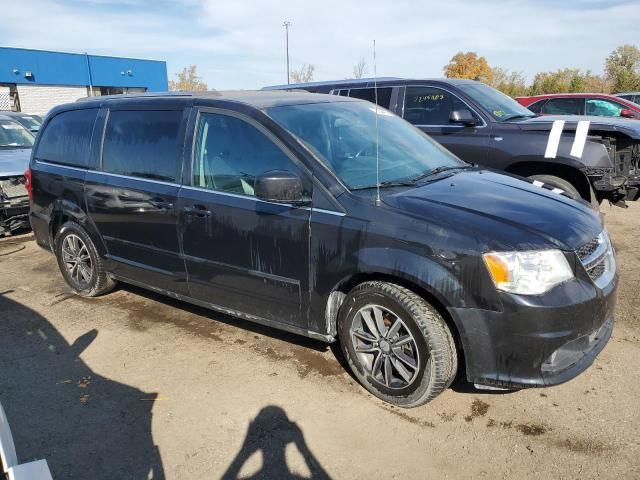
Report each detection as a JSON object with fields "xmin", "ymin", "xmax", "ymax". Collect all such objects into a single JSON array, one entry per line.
[{"xmin": 0, "ymin": 47, "xmax": 168, "ymax": 113}]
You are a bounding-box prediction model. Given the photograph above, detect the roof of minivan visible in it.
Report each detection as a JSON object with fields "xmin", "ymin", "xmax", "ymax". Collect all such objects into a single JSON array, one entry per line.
[{"xmin": 75, "ymin": 90, "xmax": 359, "ymax": 109}]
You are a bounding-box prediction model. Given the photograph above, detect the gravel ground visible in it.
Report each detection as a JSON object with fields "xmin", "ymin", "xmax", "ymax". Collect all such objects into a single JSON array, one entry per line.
[{"xmin": 0, "ymin": 202, "xmax": 639, "ymax": 479}]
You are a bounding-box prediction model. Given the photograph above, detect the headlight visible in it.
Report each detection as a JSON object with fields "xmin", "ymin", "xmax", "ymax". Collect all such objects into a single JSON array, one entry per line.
[{"xmin": 483, "ymin": 250, "xmax": 574, "ymax": 295}]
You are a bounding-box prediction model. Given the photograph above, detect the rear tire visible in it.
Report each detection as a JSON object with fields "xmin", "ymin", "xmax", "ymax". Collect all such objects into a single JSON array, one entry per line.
[
  {"xmin": 338, "ymin": 281, "xmax": 457, "ymax": 408},
  {"xmin": 54, "ymin": 221, "xmax": 116, "ymax": 297}
]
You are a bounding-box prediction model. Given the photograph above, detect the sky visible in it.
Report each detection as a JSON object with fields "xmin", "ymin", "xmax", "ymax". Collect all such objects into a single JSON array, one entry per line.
[{"xmin": 2, "ymin": 0, "xmax": 639, "ymax": 90}]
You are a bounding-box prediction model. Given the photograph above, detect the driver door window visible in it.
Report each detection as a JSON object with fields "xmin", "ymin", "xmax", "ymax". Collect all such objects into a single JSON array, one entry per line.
[
  {"xmin": 193, "ymin": 113, "xmax": 301, "ymax": 196},
  {"xmin": 404, "ymin": 86, "xmax": 477, "ymax": 126}
]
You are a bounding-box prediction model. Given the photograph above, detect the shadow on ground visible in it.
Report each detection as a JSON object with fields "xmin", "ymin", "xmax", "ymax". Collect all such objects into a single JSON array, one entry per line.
[
  {"xmin": 222, "ymin": 405, "xmax": 331, "ymax": 480},
  {"xmin": 0, "ymin": 293, "xmax": 164, "ymax": 479}
]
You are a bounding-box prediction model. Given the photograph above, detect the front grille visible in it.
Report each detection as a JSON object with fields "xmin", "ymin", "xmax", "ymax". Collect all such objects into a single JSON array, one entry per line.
[{"xmin": 576, "ymin": 231, "xmax": 615, "ymax": 287}]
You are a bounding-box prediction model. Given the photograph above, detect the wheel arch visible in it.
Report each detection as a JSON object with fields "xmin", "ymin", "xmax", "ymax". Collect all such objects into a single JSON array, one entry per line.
[
  {"xmin": 325, "ymin": 268, "xmax": 468, "ymax": 377},
  {"xmin": 505, "ymin": 158, "xmax": 593, "ymax": 201},
  {"xmin": 49, "ymin": 199, "xmax": 106, "ymax": 257}
]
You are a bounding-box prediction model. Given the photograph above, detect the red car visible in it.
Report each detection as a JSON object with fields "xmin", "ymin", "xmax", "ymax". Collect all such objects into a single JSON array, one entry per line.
[{"xmin": 516, "ymin": 93, "xmax": 640, "ymax": 120}]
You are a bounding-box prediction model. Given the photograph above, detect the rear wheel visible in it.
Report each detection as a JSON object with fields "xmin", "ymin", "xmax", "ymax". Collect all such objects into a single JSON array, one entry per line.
[
  {"xmin": 54, "ymin": 221, "xmax": 116, "ymax": 297},
  {"xmin": 338, "ymin": 281, "xmax": 457, "ymax": 408}
]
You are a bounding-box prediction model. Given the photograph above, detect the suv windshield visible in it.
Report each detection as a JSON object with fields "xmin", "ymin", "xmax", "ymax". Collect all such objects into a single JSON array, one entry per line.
[
  {"xmin": 267, "ymin": 101, "xmax": 466, "ymax": 190},
  {"xmin": 0, "ymin": 119, "xmax": 35, "ymax": 148},
  {"xmin": 458, "ymin": 83, "xmax": 535, "ymax": 121}
]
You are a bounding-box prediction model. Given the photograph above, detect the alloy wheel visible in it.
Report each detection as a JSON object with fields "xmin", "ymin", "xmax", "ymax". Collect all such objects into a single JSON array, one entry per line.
[
  {"xmin": 350, "ymin": 304, "xmax": 421, "ymax": 390},
  {"xmin": 61, "ymin": 234, "xmax": 93, "ymax": 286}
]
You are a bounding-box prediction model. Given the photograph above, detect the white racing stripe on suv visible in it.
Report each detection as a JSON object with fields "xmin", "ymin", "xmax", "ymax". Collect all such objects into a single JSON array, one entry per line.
[
  {"xmin": 544, "ymin": 120, "xmax": 565, "ymax": 159},
  {"xmin": 570, "ymin": 120, "xmax": 590, "ymax": 158}
]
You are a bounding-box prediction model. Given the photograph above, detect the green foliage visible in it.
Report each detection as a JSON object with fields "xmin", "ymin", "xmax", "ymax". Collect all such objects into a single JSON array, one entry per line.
[
  {"xmin": 489, "ymin": 67, "xmax": 528, "ymax": 97},
  {"xmin": 605, "ymin": 45, "xmax": 640, "ymax": 92},
  {"xmin": 443, "ymin": 45, "xmax": 640, "ymax": 97}
]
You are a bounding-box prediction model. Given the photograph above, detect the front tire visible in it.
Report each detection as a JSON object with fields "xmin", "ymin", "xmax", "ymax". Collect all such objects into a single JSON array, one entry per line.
[
  {"xmin": 338, "ymin": 281, "xmax": 457, "ymax": 408},
  {"xmin": 54, "ymin": 221, "xmax": 116, "ymax": 297}
]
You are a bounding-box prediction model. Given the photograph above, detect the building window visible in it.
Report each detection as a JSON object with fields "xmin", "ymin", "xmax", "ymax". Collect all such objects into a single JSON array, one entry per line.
[{"xmin": 91, "ymin": 86, "xmax": 148, "ymax": 96}]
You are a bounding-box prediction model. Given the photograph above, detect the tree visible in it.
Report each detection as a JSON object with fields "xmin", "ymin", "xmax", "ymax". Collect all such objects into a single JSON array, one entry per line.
[
  {"xmin": 168, "ymin": 65, "xmax": 208, "ymax": 91},
  {"xmin": 353, "ymin": 58, "xmax": 367, "ymax": 79},
  {"xmin": 529, "ymin": 68, "xmax": 612, "ymax": 95},
  {"xmin": 443, "ymin": 52, "xmax": 492, "ymax": 82},
  {"xmin": 581, "ymin": 72, "xmax": 612, "ymax": 93},
  {"xmin": 605, "ymin": 44, "xmax": 640, "ymax": 92},
  {"xmin": 290, "ymin": 64, "xmax": 315, "ymax": 83},
  {"xmin": 489, "ymin": 67, "xmax": 528, "ymax": 97}
]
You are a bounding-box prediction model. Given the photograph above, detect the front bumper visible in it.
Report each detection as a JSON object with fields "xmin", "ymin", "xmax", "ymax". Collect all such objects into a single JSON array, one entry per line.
[
  {"xmin": 0, "ymin": 200, "xmax": 30, "ymax": 234},
  {"xmin": 448, "ymin": 272, "xmax": 617, "ymax": 389},
  {"xmin": 588, "ymin": 170, "xmax": 640, "ymax": 203}
]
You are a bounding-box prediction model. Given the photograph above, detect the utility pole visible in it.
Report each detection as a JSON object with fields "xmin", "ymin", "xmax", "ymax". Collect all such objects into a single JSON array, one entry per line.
[{"xmin": 282, "ymin": 20, "xmax": 291, "ymax": 85}]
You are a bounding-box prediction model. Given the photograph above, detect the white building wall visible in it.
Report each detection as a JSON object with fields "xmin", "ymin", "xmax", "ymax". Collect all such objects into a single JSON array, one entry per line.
[
  {"xmin": 16, "ymin": 84, "xmax": 88, "ymax": 115},
  {"xmin": 0, "ymin": 86, "xmax": 11, "ymax": 111}
]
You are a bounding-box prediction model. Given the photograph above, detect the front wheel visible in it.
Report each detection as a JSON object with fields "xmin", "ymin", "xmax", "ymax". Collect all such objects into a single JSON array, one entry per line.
[
  {"xmin": 54, "ymin": 221, "xmax": 116, "ymax": 297},
  {"xmin": 338, "ymin": 281, "xmax": 457, "ymax": 408}
]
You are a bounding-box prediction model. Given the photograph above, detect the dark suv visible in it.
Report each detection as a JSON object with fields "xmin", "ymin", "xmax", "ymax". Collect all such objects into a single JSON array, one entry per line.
[
  {"xmin": 28, "ymin": 91, "xmax": 616, "ymax": 407},
  {"xmin": 265, "ymin": 78, "xmax": 640, "ymax": 206}
]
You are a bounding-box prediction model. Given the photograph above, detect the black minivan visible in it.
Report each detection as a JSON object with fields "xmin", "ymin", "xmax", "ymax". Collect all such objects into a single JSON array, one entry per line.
[{"xmin": 28, "ymin": 91, "xmax": 616, "ymax": 407}]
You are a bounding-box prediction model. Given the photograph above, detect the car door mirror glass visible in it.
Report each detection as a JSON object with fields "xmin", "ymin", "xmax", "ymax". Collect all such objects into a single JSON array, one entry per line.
[
  {"xmin": 620, "ymin": 108, "xmax": 635, "ymax": 119},
  {"xmin": 255, "ymin": 170, "xmax": 308, "ymax": 205}
]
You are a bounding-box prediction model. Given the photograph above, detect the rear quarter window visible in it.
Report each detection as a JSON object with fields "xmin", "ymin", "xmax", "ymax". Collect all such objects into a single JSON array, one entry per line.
[
  {"xmin": 348, "ymin": 87, "xmax": 393, "ymax": 108},
  {"xmin": 35, "ymin": 109, "xmax": 98, "ymax": 168},
  {"xmin": 102, "ymin": 110, "xmax": 182, "ymax": 183}
]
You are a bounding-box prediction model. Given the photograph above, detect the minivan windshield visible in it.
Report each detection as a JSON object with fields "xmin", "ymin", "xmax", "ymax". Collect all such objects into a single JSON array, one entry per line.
[
  {"xmin": 458, "ymin": 83, "xmax": 535, "ymax": 121},
  {"xmin": 267, "ymin": 101, "xmax": 467, "ymax": 190},
  {"xmin": 0, "ymin": 119, "xmax": 35, "ymax": 148}
]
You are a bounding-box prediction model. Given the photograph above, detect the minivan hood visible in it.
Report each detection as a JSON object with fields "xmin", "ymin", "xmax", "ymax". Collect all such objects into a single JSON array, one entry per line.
[
  {"xmin": 383, "ymin": 169, "xmax": 603, "ymax": 251},
  {"xmin": 0, "ymin": 148, "xmax": 31, "ymax": 177}
]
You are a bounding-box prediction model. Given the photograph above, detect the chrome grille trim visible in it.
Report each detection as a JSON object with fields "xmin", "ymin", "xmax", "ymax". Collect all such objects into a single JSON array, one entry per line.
[{"xmin": 576, "ymin": 230, "xmax": 615, "ymax": 289}]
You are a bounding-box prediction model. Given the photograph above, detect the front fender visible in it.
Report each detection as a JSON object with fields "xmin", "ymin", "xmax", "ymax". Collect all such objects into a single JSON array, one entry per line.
[
  {"xmin": 354, "ymin": 247, "xmax": 467, "ymax": 308},
  {"xmin": 324, "ymin": 246, "xmax": 501, "ymax": 342}
]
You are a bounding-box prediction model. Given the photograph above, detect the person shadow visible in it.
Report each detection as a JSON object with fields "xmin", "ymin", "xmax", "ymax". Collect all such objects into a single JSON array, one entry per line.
[
  {"xmin": 0, "ymin": 292, "xmax": 164, "ymax": 479},
  {"xmin": 222, "ymin": 406, "xmax": 331, "ymax": 480}
]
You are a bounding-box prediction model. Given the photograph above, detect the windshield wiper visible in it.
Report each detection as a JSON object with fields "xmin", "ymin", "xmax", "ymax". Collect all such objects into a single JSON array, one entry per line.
[
  {"xmin": 501, "ymin": 114, "xmax": 535, "ymax": 121},
  {"xmin": 351, "ymin": 180, "xmax": 415, "ymax": 191},
  {"xmin": 409, "ymin": 165, "xmax": 471, "ymax": 183},
  {"xmin": 350, "ymin": 165, "xmax": 472, "ymax": 191}
]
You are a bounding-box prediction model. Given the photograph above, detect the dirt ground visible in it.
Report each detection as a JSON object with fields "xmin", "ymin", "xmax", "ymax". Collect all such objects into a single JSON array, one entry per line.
[{"xmin": 1, "ymin": 202, "xmax": 639, "ymax": 479}]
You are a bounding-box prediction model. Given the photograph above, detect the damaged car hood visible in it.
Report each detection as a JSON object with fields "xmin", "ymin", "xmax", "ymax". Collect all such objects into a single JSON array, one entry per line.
[
  {"xmin": 515, "ymin": 115, "xmax": 640, "ymax": 139},
  {"xmin": 0, "ymin": 148, "xmax": 31, "ymax": 177},
  {"xmin": 383, "ymin": 169, "xmax": 603, "ymax": 251}
]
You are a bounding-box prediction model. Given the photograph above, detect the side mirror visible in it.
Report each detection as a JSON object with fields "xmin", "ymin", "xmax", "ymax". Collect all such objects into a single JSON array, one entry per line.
[
  {"xmin": 255, "ymin": 170, "xmax": 308, "ymax": 205},
  {"xmin": 449, "ymin": 109, "xmax": 479, "ymax": 126},
  {"xmin": 620, "ymin": 108, "xmax": 636, "ymax": 119}
]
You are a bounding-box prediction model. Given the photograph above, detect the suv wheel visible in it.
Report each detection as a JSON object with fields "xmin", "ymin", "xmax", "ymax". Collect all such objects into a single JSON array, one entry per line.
[
  {"xmin": 528, "ymin": 174, "xmax": 599, "ymax": 209},
  {"xmin": 338, "ymin": 281, "xmax": 457, "ymax": 408},
  {"xmin": 54, "ymin": 221, "xmax": 116, "ymax": 297}
]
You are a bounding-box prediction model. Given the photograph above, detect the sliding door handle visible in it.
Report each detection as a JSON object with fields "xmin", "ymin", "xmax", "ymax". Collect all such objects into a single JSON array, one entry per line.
[{"xmin": 182, "ymin": 205, "xmax": 211, "ymax": 217}]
